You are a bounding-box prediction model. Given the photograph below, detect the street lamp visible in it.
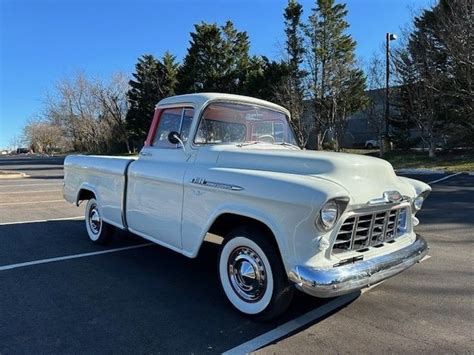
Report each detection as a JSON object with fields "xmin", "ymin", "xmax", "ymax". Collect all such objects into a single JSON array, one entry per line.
[{"xmin": 382, "ymin": 32, "xmax": 397, "ymax": 155}]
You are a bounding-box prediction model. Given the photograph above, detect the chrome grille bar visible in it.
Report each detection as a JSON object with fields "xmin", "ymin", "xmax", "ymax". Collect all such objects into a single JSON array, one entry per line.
[{"xmin": 332, "ymin": 206, "xmax": 409, "ymax": 254}]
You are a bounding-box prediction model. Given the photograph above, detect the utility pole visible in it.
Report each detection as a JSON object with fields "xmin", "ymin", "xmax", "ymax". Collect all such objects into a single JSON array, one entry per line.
[{"xmin": 381, "ymin": 32, "xmax": 397, "ymax": 157}]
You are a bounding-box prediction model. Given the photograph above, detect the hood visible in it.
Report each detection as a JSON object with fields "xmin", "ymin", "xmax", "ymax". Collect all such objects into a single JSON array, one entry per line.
[{"xmin": 216, "ymin": 147, "xmax": 414, "ymax": 204}]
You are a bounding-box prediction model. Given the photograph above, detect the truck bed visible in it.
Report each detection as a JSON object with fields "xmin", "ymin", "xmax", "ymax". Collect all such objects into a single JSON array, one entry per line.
[{"xmin": 63, "ymin": 155, "xmax": 137, "ymax": 229}]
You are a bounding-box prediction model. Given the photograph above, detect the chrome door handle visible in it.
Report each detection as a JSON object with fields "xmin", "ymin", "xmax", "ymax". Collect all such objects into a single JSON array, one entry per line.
[{"xmin": 140, "ymin": 151, "xmax": 152, "ymax": 157}]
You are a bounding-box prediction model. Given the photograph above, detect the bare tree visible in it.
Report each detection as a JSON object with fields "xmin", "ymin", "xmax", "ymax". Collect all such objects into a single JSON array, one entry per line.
[
  {"xmin": 393, "ymin": 0, "xmax": 472, "ymax": 157},
  {"xmin": 23, "ymin": 119, "xmax": 67, "ymax": 154},
  {"xmin": 364, "ymin": 53, "xmax": 386, "ymax": 148},
  {"xmin": 91, "ymin": 73, "xmax": 131, "ymax": 153},
  {"xmin": 274, "ymin": 76, "xmax": 313, "ymax": 147},
  {"xmin": 40, "ymin": 72, "xmax": 130, "ymax": 154},
  {"xmin": 434, "ymin": 0, "xmax": 473, "ymax": 133}
]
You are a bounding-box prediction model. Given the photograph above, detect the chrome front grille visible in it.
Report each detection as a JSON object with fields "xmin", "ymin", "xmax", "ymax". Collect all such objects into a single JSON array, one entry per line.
[{"xmin": 332, "ymin": 207, "xmax": 408, "ymax": 254}]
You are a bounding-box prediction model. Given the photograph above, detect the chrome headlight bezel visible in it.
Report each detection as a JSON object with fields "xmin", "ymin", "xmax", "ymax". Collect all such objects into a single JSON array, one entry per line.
[
  {"xmin": 412, "ymin": 190, "xmax": 430, "ymax": 213},
  {"xmin": 413, "ymin": 196, "xmax": 424, "ymax": 211},
  {"xmin": 316, "ymin": 198, "xmax": 349, "ymax": 232}
]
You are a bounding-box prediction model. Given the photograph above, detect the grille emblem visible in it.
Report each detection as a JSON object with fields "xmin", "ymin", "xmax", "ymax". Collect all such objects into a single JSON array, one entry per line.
[
  {"xmin": 384, "ymin": 191, "xmax": 402, "ymax": 203},
  {"xmin": 368, "ymin": 190, "xmax": 403, "ymax": 205}
]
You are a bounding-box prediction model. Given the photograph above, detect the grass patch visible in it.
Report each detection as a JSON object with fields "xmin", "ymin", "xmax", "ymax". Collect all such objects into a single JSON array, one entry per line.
[{"xmin": 344, "ymin": 149, "xmax": 474, "ymax": 173}]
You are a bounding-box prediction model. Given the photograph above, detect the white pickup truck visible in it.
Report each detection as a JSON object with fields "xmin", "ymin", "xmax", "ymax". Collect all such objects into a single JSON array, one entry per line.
[{"xmin": 64, "ymin": 93, "xmax": 430, "ymax": 320}]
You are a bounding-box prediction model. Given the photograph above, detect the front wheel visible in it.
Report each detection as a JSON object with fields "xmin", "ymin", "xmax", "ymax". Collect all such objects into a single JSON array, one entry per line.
[
  {"xmin": 85, "ymin": 198, "xmax": 114, "ymax": 244},
  {"xmin": 218, "ymin": 227, "xmax": 293, "ymax": 321}
]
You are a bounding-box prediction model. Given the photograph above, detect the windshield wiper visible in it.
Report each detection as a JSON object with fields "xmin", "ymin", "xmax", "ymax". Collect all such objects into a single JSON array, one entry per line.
[
  {"xmin": 275, "ymin": 142, "xmax": 301, "ymax": 150},
  {"xmin": 236, "ymin": 141, "xmax": 265, "ymax": 147}
]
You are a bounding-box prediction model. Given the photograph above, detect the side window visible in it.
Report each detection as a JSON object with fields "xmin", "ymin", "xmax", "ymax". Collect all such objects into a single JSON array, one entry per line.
[{"xmin": 152, "ymin": 107, "xmax": 194, "ymax": 148}]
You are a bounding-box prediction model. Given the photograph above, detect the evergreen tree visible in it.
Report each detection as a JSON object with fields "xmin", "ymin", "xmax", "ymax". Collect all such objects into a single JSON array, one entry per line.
[
  {"xmin": 282, "ymin": 0, "xmax": 306, "ymax": 145},
  {"xmin": 126, "ymin": 54, "xmax": 161, "ymax": 145},
  {"xmin": 284, "ymin": 0, "xmax": 305, "ymax": 85},
  {"xmin": 126, "ymin": 53, "xmax": 179, "ymax": 147},
  {"xmin": 158, "ymin": 51, "xmax": 179, "ymax": 97},
  {"xmin": 177, "ymin": 21, "xmax": 251, "ymax": 94},
  {"xmin": 244, "ymin": 56, "xmax": 290, "ymax": 102},
  {"xmin": 304, "ymin": 0, "xmax": 367, "ymax": 150}
]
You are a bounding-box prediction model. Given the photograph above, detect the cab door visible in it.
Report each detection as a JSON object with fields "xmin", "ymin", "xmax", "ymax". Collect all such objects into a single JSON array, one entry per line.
[{"xmin": 126, "ymin": 107, "xmax": 195, "ymax": 250}]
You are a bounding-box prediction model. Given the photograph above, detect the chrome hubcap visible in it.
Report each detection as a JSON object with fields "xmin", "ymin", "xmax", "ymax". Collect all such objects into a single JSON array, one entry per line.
[
  {"xmin": 228, "ymin": 246, "xmax": 267, "ymax": 302},
  {"xmin": 88, "ymin": 204, "xmax": 101, "ymax": 235}
]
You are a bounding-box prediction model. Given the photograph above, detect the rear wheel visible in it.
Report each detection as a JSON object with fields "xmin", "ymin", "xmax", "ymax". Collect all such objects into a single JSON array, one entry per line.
[
  {"xmin": 85, "ymin": 198, "xmax": 114, "ymax": 244},
  {"xmin": 218, "ymin": 226, "xmax": 293, "ymax": 321}
]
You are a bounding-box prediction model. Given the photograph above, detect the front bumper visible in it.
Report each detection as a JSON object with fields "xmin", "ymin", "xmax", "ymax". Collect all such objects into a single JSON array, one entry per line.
[{"xmin": 288, "ymin": 234, "xmax": 429, "ymax": 298}]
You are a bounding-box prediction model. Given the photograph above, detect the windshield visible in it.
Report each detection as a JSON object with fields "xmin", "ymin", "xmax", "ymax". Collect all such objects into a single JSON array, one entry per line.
[{"xmin": 194, "ymin": 102, "xmax": 299, "ymax": 146}]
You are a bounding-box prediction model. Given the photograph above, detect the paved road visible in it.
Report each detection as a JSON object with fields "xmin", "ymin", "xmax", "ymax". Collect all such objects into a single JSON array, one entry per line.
[{"xmin": 0, "ymin": 155, "xmax": 472, "ymax": 353}]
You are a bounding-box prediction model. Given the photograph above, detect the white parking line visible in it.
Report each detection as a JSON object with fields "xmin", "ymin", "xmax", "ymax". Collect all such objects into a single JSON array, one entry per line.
[
  {"xmin": 428, "ymin": 172, "xmax": 462, "ymax": 185},
  {"xmin": 0, "ymin": 243, "xmax": 154, "ymax": 272},
  {"xmin": 225, "ymin": 253, "xmax": 432, "ymax": 354},
  {"xmin": 0, "ymin": 189, "xmax": 62, "ymax": 195},
  {"xmin": 0, "ymin": 216, "xmax": 84, "ymax": 226},
  {"xmin": 222, "ymin": 292, "xmax": 359, "ymax": 355},
  {"xmin": 0, "ymin": 199, "xmax": 65, "ymax": 206}
]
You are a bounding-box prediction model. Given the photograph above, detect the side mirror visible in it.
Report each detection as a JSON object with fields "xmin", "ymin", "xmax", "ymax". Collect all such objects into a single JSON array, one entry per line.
[{"xmin": 168, "ymin": 131, "xmax": 181, "ymax": 145}]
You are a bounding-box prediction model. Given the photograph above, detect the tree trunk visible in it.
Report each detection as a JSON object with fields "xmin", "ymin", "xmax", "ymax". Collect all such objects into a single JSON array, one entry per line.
[
  {"xmin": 316, "ymin": 131, "xmax": 323, "ymax": 150},
  {"xmin": 428, "ymin": 140, "xmax": 436, "ymax": 158}
]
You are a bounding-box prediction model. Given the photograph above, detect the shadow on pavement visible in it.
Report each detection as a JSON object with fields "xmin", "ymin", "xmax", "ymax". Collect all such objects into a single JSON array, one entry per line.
[{"xmin": 0, "ymin": 220, "xmax": 354, "ymax": 354}]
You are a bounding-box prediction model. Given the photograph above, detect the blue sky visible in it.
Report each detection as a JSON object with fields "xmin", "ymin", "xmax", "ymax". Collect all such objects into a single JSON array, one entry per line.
[{"xmin": 0, "ymin": 0, "xmax": 432, "ymax": 149}]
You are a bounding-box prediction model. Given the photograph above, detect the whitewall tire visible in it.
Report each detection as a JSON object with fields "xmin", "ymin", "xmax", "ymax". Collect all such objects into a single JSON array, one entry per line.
[
  {"xmin": 218, "ymin": 227, "xmax": 293, "ymax": 321},
  {"xmin": 85, "ymin": 198, "xmax": 114, "ymax": 244}
]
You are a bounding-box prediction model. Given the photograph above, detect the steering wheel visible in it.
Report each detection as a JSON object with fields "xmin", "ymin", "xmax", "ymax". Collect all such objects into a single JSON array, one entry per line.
[{"xmin": 256, "ymin": 134, "xmax": 275, "ymax": 144}]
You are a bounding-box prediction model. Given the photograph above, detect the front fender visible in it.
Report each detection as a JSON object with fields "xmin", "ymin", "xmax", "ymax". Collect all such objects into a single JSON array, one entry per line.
[
  {"xmin": 181, "ymin": 167, "xmax": 349, "ymax": 271},
  {"xmin": 398, "ymin": 176, "xmax": 432, "ymax": 197}
]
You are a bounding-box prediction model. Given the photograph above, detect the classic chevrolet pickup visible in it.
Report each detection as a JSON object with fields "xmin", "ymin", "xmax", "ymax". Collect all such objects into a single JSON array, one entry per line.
[{"xmin": 64, "ymin": 93, "xmax": 430, "ymax": 320}]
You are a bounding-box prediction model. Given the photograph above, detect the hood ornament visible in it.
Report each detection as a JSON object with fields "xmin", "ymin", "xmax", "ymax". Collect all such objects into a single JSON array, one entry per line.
[{"xmin": 368, "ymin": 190, "xmax": 403, "ymax": 205}]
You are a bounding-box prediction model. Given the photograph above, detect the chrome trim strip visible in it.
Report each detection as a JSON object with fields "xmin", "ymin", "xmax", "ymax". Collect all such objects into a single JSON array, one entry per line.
[
  {"xmin": 121, "ymin": 159, "xmax": 135, "ymax": 230},
  {"xmin": 365, "ymin": 213, "xmax": 376, "ymax": 247},
  {"xmin": 190, "ymin": 178, "xmax": 243, "ymax": 191},
  {"xmin": 349, "ymin": 216, "xmax": 358, "ymax": 250},
  {"xmin": 288, "ymin": 234, "xmax": 428, "ymax": 298}
]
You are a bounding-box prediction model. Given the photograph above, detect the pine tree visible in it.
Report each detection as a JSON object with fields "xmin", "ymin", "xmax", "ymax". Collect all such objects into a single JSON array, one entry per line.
[
  {"xmin": 305, "ymin": 0, "xmax": 367, "ymax": 150},
  {"xmin": 158, "ymin": 51, "xmax": 179, "ymax": 97},
  {"xmin": 126, "ymin": 53, "xmax": 179, "ymax": 148},
  {"xmin": 282, "ymin": 0, "xmax": 306, "ymax": 145},
  {"xmin": 244, "ymin": 56, "xmax": 290, "ymax": 102},
  {"xmin": 177, "ymin": 21, "xmax": 251, "ymax": 94}
]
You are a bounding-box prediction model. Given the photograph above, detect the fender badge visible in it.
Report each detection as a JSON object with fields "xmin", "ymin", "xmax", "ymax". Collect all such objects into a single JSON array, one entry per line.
[{"xmin": 191, "ymin": 178, "xmax": 243, "ymax": 191}]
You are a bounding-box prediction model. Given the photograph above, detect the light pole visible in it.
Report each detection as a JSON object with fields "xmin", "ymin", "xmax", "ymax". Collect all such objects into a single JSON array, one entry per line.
[{"xmin": 382, "ymin": 32, "xmax": 397, "ymax": 156}]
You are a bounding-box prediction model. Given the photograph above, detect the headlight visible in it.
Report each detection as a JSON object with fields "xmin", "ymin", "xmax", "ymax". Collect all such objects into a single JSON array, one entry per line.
[
  {"xmin": 316, "ymin": 198, "xmax": 349, "ymax": 232},
  {"xmin": 319, "ymin": 200, "xmax": 339, "ymax": 231}
]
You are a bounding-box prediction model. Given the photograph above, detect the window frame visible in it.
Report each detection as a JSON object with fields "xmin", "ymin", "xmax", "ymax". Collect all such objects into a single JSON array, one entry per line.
[{"xmin": 148, "ymin": 106, "xmax": 195, "ymax": 149}]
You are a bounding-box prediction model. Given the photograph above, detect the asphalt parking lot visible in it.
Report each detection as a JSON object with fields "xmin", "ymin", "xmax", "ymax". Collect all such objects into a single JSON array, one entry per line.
[{"xmin": 0, "ymin": 155, "xmax": 473, "ymax": 354}]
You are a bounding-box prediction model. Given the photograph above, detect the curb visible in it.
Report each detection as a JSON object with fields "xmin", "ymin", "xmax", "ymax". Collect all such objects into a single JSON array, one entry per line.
[
  {"xmin": 0, "ymin": 171, "xmax": 29, "ymax": 179},
  {"xmin": 396, "ymin": 169, "xmax": 474, "ymax": 176},
  {"xmin": 396, "ymin": 168, "xmax": 446, "ymax": 175}
]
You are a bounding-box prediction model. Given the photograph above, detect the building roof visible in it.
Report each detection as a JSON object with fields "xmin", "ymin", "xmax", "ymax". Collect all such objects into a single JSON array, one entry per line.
[{"xmin": 156, "ymin": 93, "xmax": 290, "ymax": 116}]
